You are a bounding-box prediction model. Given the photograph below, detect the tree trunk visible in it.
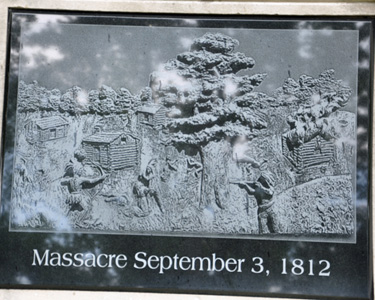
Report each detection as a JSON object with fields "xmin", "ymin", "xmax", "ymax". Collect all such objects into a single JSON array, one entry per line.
[
  {"xmin": 197, "ymin": 147, "xmax": 205, "ymax": 208},
  {"xmin": 197, "ymin": 141, "xmax": 231, "ymax": 210}
]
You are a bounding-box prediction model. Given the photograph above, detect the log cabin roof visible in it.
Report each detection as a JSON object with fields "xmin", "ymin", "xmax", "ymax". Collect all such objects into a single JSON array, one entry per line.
[
  {"xmin": 136, "ymin": 105, "xmax": 163, "ymax": 115},
  {"xmin": 34, "ymin": 116, "xmax": 69, "ymax": 130},
  {"xmin": 82, "ymin": 132, "xmax": 123, "ymax": 144}
]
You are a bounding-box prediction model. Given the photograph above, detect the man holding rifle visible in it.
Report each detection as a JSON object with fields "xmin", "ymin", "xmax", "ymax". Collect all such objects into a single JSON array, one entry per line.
[{"xmin": 230, "ymin": 172, "xmax": 278, "ymax": 234}]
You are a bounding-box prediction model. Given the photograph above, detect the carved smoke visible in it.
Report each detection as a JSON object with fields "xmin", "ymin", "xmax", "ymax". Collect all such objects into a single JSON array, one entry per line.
[{"xmin": 281, "ymin": 69, "xmax": 352, "ymax": 148}]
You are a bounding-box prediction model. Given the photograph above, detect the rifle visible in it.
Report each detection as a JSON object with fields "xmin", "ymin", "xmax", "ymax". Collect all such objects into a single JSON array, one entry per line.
[
  {"xmin": 229, "ymin": 179, "xmax": 248, "ymax": 185},
  {"xmin": 229, "ymin": 179, "xmax": 256, "ymax": 193}
]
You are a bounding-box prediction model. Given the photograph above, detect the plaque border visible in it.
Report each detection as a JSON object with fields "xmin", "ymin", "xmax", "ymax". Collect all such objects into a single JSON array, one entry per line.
[{"xmin": 0, "ymin": 1, "xmax": 373, "ymax": 300}]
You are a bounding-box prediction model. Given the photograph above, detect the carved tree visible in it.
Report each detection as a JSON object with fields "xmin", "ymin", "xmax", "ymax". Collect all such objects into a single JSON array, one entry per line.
[{"xmin": 151, "ymin": 33, "xmax": 269, "ymax": 207}]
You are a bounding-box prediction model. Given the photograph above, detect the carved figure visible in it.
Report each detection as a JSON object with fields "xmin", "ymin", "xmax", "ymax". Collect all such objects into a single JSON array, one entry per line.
[
  {"xmin": 133, "ymin": 159, "xmax": 164, "ymax": 216},
  {"xmin": 133, "ymin": 177, "xmax": 152, "ymax": 217},
  {"xmin": 61, "ymin": 150, "xmax": 108, "ymax": 224},
  {"xmin": 231, "ymin": 172, "xmax": 277, "ymax": 234},
  {"xmin": 186, "ymin": 157, "xmax": 203, "ymax": 178},
  {"xmin": 161, "ymin": 156, "xmax": 178, "ymax": 182}
]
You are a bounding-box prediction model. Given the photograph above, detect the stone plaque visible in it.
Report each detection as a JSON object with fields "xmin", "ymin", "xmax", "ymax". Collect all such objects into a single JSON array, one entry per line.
[{"xmin": 0, "ymin": 10, "xmax": 372, "ymax": 299}]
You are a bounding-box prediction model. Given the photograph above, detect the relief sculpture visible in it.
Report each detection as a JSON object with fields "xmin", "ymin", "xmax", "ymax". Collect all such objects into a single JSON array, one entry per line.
[{"xmin": 10, "ymin": 32, "xmax": 356, "ymax": 241}]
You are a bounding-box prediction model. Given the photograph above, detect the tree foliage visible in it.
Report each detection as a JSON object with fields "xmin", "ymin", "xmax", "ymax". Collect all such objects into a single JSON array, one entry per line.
[
  {"xmin": 151, "ymin": 33, "xmax": 269, "ymax": 149},
  {"xmin": 17, "ymin": 81, "xmax": 138, "ymax": 116}
]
